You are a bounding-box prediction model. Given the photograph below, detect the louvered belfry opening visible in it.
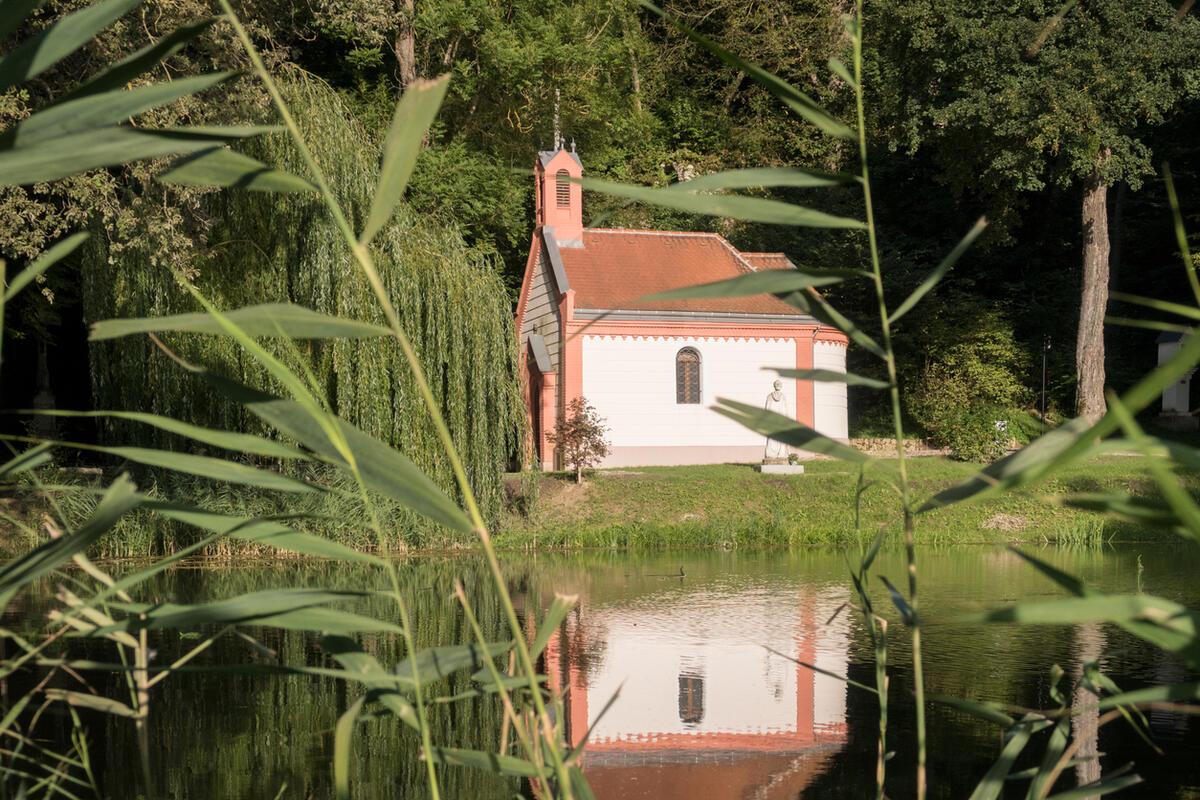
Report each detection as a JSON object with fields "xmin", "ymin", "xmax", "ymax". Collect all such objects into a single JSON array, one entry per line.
[
  {"xmin": 676, "ymin": 347, "xmax": 701, "ymax": 404},
  {"xmin": 555, "ymin": 169, "xmax": 571, "ymax": 207}
]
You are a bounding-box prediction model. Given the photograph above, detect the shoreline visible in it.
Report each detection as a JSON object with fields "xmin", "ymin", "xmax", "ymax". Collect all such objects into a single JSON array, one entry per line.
[{"xmin": 4, "ymin": 456, "xmax": 1186, "ymax": 560}]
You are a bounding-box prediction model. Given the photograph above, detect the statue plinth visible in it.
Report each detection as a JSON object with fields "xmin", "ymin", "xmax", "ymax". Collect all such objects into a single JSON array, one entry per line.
[{"xmin": 758, "ymin": 463, "xmax": 805, "ymax": 475}]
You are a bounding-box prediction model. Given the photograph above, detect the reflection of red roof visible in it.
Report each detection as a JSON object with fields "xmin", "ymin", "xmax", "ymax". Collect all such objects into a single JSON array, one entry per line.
[
  {"xmin": 582, "ymin": 747, "xmax": 839, "ymax": 800},
  {"xmin": 557, "ymin": 229, "xmax": 804, "ymax": 316}
]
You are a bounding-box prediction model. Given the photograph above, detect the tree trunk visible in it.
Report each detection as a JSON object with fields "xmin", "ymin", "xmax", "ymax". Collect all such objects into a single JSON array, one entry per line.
[
  {"xmin": 575, "ymin": 465, "xmax": 582, "ymax": 484},
  {"xmin": 1072, "ymin": 624, "xmax": 1106, "ymax": 798},
  {"xmin": 1075, "ymin": 167, "xmax": 1110, "ymax": 423},
  {"xmin": 395, "ymin": 0, "xmax": 417, "ymax": 90},
  {"xmin": 619, "ymin": 12, "xmax": 642, "ymax": 113}
]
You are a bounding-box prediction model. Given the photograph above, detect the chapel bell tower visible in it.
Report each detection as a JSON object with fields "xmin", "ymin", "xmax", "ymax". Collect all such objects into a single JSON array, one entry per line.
[{"xmin": 535, "ymin": 140, "xmax": 583, "ymax": 246}]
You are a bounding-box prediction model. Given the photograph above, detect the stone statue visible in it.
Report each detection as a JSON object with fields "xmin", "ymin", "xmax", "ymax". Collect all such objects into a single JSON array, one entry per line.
[{"xmin": 763, "ymin": 379, "xmax": 789, "ymax": 463}]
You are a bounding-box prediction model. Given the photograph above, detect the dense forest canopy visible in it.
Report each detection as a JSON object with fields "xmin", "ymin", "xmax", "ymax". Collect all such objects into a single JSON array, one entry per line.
[{"xmin": 1, "ymin": 0, "xmax": 1197, "ymax": 444}]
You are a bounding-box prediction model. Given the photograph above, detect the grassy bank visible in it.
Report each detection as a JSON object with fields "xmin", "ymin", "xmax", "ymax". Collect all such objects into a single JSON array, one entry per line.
[
  {"xmin": 4, "ymin": 455, "xmax": 1185, "ymax": 559},
  {"xmin": 496, "ymin": 456, "xmax": 1186, "ymax": 550}
]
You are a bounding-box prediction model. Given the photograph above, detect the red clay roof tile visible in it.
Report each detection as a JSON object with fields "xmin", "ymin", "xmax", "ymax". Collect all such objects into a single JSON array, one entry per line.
[{"xmin": 557, "ymin": 229, "xmax": 803, "ymax": 316}]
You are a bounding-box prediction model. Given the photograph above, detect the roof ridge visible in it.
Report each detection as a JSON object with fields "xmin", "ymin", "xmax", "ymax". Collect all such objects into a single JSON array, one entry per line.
[
  {"xmin": 582, "ymin": 227, "xmax": 758, "ymax": 273},
  {"xmin": 584, "ymin": 227, "xmax": 723, "ymax": 238}
]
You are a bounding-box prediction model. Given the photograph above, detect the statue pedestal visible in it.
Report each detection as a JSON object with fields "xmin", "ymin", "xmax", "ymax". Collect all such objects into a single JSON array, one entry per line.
[
  {"xmin": 1158, "ymin": 413, "xmax": 1199, "ymax": 432},
  {"xmin": 758, "ymin": 463, "xmax": 805, "ymax": 475}
]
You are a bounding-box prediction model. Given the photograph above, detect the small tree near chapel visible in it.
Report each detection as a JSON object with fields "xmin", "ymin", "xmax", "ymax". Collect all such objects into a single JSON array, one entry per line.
[{"xmin": 550, "ymin": 398, "xmax": 611, "ymax": 484}]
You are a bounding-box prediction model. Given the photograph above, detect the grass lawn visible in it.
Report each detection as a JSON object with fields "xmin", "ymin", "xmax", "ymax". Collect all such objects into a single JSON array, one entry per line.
[{"xmin": 496, "ymin": 454, "xmax": 1184, "ymax": 550}]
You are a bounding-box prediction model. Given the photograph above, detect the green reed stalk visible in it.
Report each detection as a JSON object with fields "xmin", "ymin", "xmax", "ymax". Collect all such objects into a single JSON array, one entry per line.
[
  {"xmin": 217, "ymin": 7, "xmax": 574, "ymax": 796},
  {"xmin": 452, "ymin": 582, "xmax": 549, "ymax": 791},
  {"xmin": 852, "ymin": 3, "xmax": 927, "ymax": 797},
  {"xmin": 874, "ymin": 616, "xmax": 889, "ymax": 800},
  {"xmin": 188, "ymin": 17, "xmax": 448, "ymax": 792}
]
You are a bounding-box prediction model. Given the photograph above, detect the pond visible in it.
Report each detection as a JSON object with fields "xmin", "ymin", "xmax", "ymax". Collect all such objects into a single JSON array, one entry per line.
[{"xmin": 43, "ymin": 544, "xmax": 1200, "ymax": 799}]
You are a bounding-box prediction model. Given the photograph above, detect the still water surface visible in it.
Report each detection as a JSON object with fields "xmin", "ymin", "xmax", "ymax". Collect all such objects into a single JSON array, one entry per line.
[{"xmin": 86, "ymin": 545, "xmax": 1199, "ymax": 799}]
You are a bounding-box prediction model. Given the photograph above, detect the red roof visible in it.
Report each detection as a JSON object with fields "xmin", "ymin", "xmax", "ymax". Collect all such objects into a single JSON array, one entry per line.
[
  {"xmin": 556, "ymin": 229, "xmax": 803, "ymax": 316},
  {"xmin": 741, "ymin": 252, "xmax": 796, "ymax": 271}
]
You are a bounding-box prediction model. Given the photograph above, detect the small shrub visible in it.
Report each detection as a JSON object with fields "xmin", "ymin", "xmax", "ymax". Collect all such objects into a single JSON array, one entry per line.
[
  {"xmin": 549, "ymin": 398, "xmax": 612, "ymax": 483},
  {"xmin": 905, "ymin": 294, "xmax": 1030, "ymax": 461}
]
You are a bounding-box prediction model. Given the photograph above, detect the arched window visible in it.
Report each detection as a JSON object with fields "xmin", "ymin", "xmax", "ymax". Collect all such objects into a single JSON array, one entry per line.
[
  {"xmin": 555, "ymin": 169, "xmax": 571, "ymax": 207},
  {"xmin": 676, "ymin": 347, "xmax": 701, "ymax": 404}
]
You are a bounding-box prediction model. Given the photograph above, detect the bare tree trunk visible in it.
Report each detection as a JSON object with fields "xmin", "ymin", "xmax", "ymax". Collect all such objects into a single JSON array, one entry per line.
[
  {"xmin": 723, "ymin": 72, "xmax": 744, "ymax": 111},
  {"xmin": 1075, "ymin": 167, "xmax": 1110, "ymax": 423},
  {"xmin": 395, "ymin": 0, "xmax": 417, "ymax": 90},
  {"xmin": 575, "ymin": 465, "xmax": 582, "ymax": 484},
  {"xmin": 619, "ymin": 12, "xmax": 642, "ymax": 113},
  {"xmin": 1072, "ymin": 624, "xmax": 1106, "ymax": 798}
]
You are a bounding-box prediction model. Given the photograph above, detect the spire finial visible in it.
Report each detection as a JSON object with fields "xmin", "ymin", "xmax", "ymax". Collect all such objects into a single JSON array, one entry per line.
[
  {"xmin": 553, "ymin": 88, "xmax": 561, "ymax": 150},
  {"xmin": 571, "ymin": 137, "xmax": 576, "ymax": 153}
]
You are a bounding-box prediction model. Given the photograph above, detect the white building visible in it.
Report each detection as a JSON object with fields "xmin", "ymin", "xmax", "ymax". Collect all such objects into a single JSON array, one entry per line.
[{"xmin": 515, "ymin": 145, "xmax": 851, "ymax": 468}]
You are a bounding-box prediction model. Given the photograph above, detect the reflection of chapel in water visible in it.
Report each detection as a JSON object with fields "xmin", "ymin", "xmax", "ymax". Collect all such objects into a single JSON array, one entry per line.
[
  {"xmin": 543, "ymin": 580, "xmax": 850, "ymax": 800},
  {"xmin": 678, "ymin": 669, "xmax": 704, "ymax": 726}
]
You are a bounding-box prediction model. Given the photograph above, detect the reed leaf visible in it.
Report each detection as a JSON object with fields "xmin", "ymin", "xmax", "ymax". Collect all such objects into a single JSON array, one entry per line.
[
  {"xmin": 1096, "ymin": 681, "xmax": 1200, "ymax": 710},
  {"xmin": 642, "ymin": 269, "xmax": 846, "ymax": 302},
  {"xmin": 60, "ymin": 442, "xmax": 318, "ymax": 493},
  {"xmin": 200, "ymin": 372, "xmax": 474, "ymax": 533},
  {"xmin": 1104, "ymin": 316, "xmax": 1193, "ymax": 335},
  {"xmin": 99, "ymin": 589, "xmax": 403, "ymax": 634},
  {"xmin": 769, "ymin": 367, "xmax": 888, "ymax": 388},
  {"xmin": 146, "ymin": 501, "xmax": 384, "ymax": 564},
  {"xmin": 968, "ymin": 720, "xmax": 1049, "ymax": 800},
  {"xmin": 888, "ymin": 217, "xmax": 988, "ymax": 324},
  {"xmin": 0, "ymin": 442, "xmax": 53, "ymax": 477},
  {"xmin": 321, "ymin": 636, "xmax": 419, "ymax": 728},
  {"xmin": 159, "ymin": 147, "xmax": 315, "ymax": 192},
  {"xmin": 3, "ymin": 232, "xmax": 88, "ymax": 302},
  {"xmin": 90, "ymin": 302, "xmax": 390, "ymax": 340},
  {"xmin": 1044, "ymin": 773, "xmax": 1142, "ymax": 800},
  {"xmin": 42, "ymin": 690, "xmax": 137, "ymax": 719},
  {"xmin": 423, "ymin": 748, "xmax": 545, "ymax": 778},
  {"xmin": 1026, "ymin": 718, "xmax": 1071, "ymax": 800},
  {"xmin": 0, "ymin": 474, "xmax": 139, "ymax": 611},
  {"xmin": 392, "ymin": 642, "xmax": 512, "ymax": 689},
  {"xmin": 0, "ymin": 0, "xmax": 43, "ymax": 40},
  {"xmin": 0, "ymin": 126, "xmax": 259, "ymax": 186},
  {"xmin": 360, "ymin": 74, "xmax": 451, "ymax": 245},
  {"xmin": 828, "ymin": 57, "xmax": 856, "ymax": 88},
  {"xmin": 57, "ymin": 17, "xmax": 218, "ymax": 103},
  {"xmin": 1055, "ymin": 492, "xmax": 1177, "ymax": 529},
  {"xmin": 970, "ymin": 594, "xmax": 1194, "ymax": 626},
  {"xmin": 806, "ymin": 291, "xmax": 886, "ymax": 358},
  {"xmin": 667, "ymin": 166, "xmax": 856, "ymax": 191},
  {"xmin": 9, "ymin": 72, "xmax": 234, "ymax": 146},
  {"xmin": 528, "ymin": 594, "xmax": 577, "ymax": 660},
  {"xmin": 0, "ymin": 0, "xmax": 140, "ymax": 91},
  {"xmin": 713, "ymin": 399, "xmax": 870, "ymax": 462},
  {"xmin": 17, "ymin": 409, "xmax": 305, "ymax": 459},
  {"xmin": 880, "ymin": 576, "xmax": 918, "ymax": 626},
  {"xmin": 925, "ymin": 694, "xmax": 1014, "ymax": 728},
  {"xmin": 637, "ymin": 0, "xmax": 854, "ymax": 140},
  {"xmin": 333, "ymin": 695, "xmax": 365, "ymax": 800},
  {"xmin": 580, "ymin": 175, "xmax": 864, "ymax": 228}
]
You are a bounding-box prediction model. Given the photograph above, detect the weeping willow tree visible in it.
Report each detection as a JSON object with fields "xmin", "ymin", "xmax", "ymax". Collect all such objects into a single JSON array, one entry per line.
[{"xmin": 82, "ymin": 71, "xmax": 525, "ymax": 537}]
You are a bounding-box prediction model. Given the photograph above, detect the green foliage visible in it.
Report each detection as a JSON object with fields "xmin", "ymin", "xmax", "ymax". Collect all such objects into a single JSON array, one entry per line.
[
  {"xmin": 910, "ymin": 388, "xmax": 1009, "ymax": 462},
  {"xmin": 903, "ymin": 292, "xmax": 1030, "ymax": 459},
  {"xmin": 82, "ymin": 73, "xmax": 525, "ymax": 533},
  {"xmin": 867, "ymin": 0, "xmax": 1200, "ymax": 220},
  {"xmin": 549, "ymin": 397, "xmax": 611, "ymax": 483}
]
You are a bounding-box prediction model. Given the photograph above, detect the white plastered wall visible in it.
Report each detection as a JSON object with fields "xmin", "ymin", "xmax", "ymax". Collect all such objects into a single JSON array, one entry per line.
[
  {"xmin": 813, "ymin": 341, "xmax": 849, "ymax": 442},
  {"xmin": 581, "ymin": 335, "xmax": 798, "ymax": 466}
]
